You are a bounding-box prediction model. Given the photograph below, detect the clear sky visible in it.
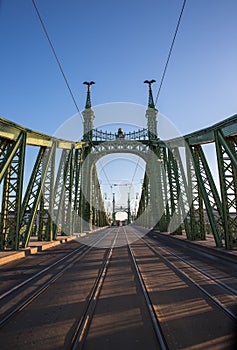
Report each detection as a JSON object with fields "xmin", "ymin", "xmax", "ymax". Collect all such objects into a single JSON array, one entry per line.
[{"xmin": 0, "ymin": 0, "xmax": 237, "ymax": 217}]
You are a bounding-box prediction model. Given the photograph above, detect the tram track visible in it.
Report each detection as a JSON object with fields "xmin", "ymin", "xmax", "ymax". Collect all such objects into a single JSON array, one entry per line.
[
  {"xmin": 123, "ymin": 227, "xmax": 168, "ymax": 350},
  {"xmin": 0, "ymin": 228, "xmax": 114, "ymax": 328},
  {"xmin": 71, "ymin": 230, "xmax": 119, "ymax": 349},
  {"xmin": 1, "ymin": 226, "xmax": 236, "ymax": 349},
  {"xmin": 128, "ymin": 227, "xmax": 237, "ymax": 321},
  {"xmin": 71, "ymin": 226, "xmax": 167, "ymax": 350},
  {"xmin": 145, "ymin": 234, "xmax": 237, "ymax": 321}
]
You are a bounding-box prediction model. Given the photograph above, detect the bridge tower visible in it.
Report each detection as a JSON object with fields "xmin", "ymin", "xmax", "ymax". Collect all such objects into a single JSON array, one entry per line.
[
  {"xmin": 82, "ymin": 81, "xmax": 95, "ymax": 141},
  {"xmin": 143, "ymin": 80, "xmax": 166, "ymax": 231},
  {"xmin": 80, "ymin": 82, "xmax": 95, "ymax": 231},
  {"xmin": 144, "ymin": 79, "xmax": 158, "ymax": 139}
]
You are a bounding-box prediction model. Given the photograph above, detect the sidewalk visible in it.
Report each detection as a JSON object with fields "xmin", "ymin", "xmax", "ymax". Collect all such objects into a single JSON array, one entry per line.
[
  {"xmin": 0, "ymin": 236, "xmax": 75, "ymax": 266},
  {"xmin": 0, "ymin": 226, "xmax": 109, "ymax": 266}
]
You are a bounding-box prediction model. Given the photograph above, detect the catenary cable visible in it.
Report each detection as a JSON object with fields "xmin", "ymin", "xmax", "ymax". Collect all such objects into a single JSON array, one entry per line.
[
  {"xmin": 155, "ymin": 0, "xmax": 187, "ymax": 106},
  {"xmin": 32, "ymin": 0, "xmax": 82, "ymax": 119}
]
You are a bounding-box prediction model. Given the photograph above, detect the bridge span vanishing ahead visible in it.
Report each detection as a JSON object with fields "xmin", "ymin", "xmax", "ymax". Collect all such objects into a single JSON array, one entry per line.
[{"xmin": 0, "ymin": 84, "xmax": 237, "ymax": 349}]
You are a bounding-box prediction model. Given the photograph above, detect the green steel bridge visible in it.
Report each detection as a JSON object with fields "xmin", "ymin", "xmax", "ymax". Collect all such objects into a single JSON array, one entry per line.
[{"xmin": 0, "ymin": 83, "xmax": 237, "ymax": 251}]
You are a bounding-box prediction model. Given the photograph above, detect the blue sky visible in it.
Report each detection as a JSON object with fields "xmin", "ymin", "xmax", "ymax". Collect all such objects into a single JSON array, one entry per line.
[
  {"xmin": 0, "ymin": 0, "xmax": 237, "ymax": 216},
  {"xmin": 1, "ymin": 0, "xmax": 236, "ymax": 134}
]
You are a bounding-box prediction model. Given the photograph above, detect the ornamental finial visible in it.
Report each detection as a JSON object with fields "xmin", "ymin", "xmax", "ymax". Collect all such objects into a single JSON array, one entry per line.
[
  {"xmin": 83, "ymin": 81, "xmax": 95, "ymax": 109},
  {"xmin": 144, "ymin": 79, "xmax": 156, "ymax": 108}
]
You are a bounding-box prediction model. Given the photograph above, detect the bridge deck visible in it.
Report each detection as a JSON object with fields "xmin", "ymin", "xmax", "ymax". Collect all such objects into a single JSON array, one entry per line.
[{"xmin": 0, "ymin": 227, "xmax": 237, "ymax": 349}]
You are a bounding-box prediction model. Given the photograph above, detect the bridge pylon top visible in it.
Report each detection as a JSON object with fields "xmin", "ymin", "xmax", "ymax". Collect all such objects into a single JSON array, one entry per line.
[
  {"xmin": 144, "ymin": 79, "xmax": 156, "ymax": 109},
  {"xmin": 82, "ymin": 81, "xmax": 95, "ymax": 141},
  {"xmin": 144, "ymin": 80, "xmax": 158, "ymax": 138},
  {"xmin": 83, "ymin": 81, "xmax": 95, "ymax": 109}
]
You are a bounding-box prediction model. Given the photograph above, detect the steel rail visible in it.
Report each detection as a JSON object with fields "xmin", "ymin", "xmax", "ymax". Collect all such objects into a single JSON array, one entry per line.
[
  {"xmin": 71, "ymin": 229, "xmax": 119, "ymax": 350},
  {"xmin": 0, "ymin": 244, "xmax": 86, "ymax": 301},
  {"xmin": 139, "ymin": 233, "xmax": 237, "ymax": 322},
  {"xmin": 149, "ymin": 234, "xmax": 237, "ymax": 296},
  {"xmin": 123, "ymin": 227, "xmax": 168, "ymax": 350},
  {"xmin": 0, "ymin": 229, "xmax": 114, "ymax": 328}
]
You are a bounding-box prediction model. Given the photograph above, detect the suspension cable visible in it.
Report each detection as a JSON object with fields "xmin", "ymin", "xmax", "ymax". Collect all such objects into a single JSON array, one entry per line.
[
  {"xmin": 155, "ymin": 0, "xmax": 187, "ymax": 106},
  {"xmin": 130, "ymin": 158, "xmax": 140, "ymax": 190},
  {"xmin": 32, "ymin": 0, "xmax": 82, "ymax": 118},
  {"xmin": 97, "ymin": 159, "xmax": 112, "ymax": 190}
]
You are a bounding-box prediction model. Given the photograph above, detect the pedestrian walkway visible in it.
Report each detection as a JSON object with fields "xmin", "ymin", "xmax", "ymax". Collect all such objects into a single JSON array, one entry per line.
[{"xmin": 0, "ymin": 236, "xmax": 75, "ymax": 266}]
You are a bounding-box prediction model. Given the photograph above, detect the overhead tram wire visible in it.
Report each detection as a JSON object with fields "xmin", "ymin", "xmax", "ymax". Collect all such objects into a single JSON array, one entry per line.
[
  {"xmin": 31, "ymin": 0, "xmax": 83, "ymax": 120},
  {"xmin": 131, "ymin": 158, "xmax": 140, "ymax": 184},
  {"xmin": 155, "ymin": 0, "xmax": 187, "ymax": 106}
]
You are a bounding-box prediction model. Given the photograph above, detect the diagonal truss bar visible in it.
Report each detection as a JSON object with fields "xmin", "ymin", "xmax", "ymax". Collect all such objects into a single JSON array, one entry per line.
[
  {"xmin": 72, "ymin": 148, "xmax": 82, "ymax": 233},
  {"xmin": 190, "ymin": 144, "xmax": 223, "ymax": 247},
  {"xmin": 171, "ymin": 147, "xmax": 191, "ymax": 238},
  {"xmin": 166, "ymin": 148, "xmax": 183, "ymax": 234},
  {"xmin": 38, "ymin": 142, "xmax": 56, "ymax": 241},
  {"xmin": 20, "ymin": 145, "xmax": 56, "ymax": 248},
  {"xmin": 186, "ymin": 147, "xmax": 206, "ymax": 240},
  {"xmin": 215, "ymin": 130, "xmax": 237, "ymax": 248},
  {"xmin": 0, "ymin": 133, "xmax": 26, "ymax": 181},
  {"xmin": 53, "ymin": 147, "xmax": 73, "ymax": 238},
  {"xmin": 0, "ymin": 132, "xmax": 26, "ymax": 250}
]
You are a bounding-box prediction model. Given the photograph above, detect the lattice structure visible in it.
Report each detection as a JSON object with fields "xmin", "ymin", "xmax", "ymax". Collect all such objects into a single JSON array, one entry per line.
[
  {"xmin": 0, "ymin": 92, "xmax": 237, "ymax": 250},
  {"xmin": 0, "ymin": 132, "xmax": 25, "ymax": 249},
  {"xmin": 186, "ymin": 148, "xmax": 206, "ymax": 240},
  {"xmin": 215, "ymin": 131, "xmax": 237, "ymax": 248}
]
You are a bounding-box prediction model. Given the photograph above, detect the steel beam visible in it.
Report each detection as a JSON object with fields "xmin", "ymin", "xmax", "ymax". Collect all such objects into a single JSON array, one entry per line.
[{"xmin": 0, "ymin": 132, "xmax": 26, "ymax": 250}]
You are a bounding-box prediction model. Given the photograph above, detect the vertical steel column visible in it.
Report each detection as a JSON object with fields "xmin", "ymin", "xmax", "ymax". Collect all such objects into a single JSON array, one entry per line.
[
  {"xmin": 159, "ymin": 146, "xmax": 170, "ymax": 231},
  {"xmin": 53, "ymin": 147, "xmax": 73, "ymax": 238},
  {"xmin": 147, "ymin": 144, "xmax": 165, "ymax": 230},
  {"xmin": 80, "ymin": 145, "xmax": 92, "ymax": 232},
  {"xmin": 20, "ymin": 145, "xmax": 54, "ymax": 248},
  {"xmin": 63, "ymin": 146, "xmax": 74, "ymax": 235},
  {"xmin": 166, "ymin": 148, "xmax": 182, "ymax": 234},
  {"xmin": 215, "ymin": 130, "xmax": 237, "ymax": 249},
  {"xmin": 38, "ymin": 142, "xmax": 56, "ymax": 241},
  {"xmin": 136, "ymin": 171, "xmax": 149, "ymax": 227},
  {"xmin": 190, "ymin": 144, "xmax": 223, "ymax": 247},
  {"xmin": 0, "ymin": 132, "xmax": 26, "ymax": 250},
  {"xmin": 186, "ymin": 147, "xmax": 206, "ymax": 240},
  {"xmin": 91, "ymin": 164, "xmax": 109, "ymax": 228},
  {"xmin": 172, "ymin": 146, "xmax": 191, "ymax": 238},
  {"xmin": 72, "ymin": 148, "xmax": 82, "ymax": 233}
]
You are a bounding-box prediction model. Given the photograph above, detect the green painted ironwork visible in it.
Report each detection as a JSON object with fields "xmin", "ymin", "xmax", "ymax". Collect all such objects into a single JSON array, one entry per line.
[
  {"xmin": 189, "ymin": 144, "xmax": 224, "ymax": 248},
  {"xmin": 53, "ymin": 148, "xmax": 73, "ymax": 238},
  {"xmin": 38, "ymin": 142, "xmax": 56, "ymax": 241},
  {"xmin": 215, "ymin": 130, "xmax": 237, "ymax": 248},
  {"xmin": 186, "ymin": 147, "xmax": 206, "ymax": 240},
  {"xmin": 1, "ymin": 110, "xmax": 237, "ymax": 250},
  {"xmin": 20, "ymin": 145, "xmax": 56, "ymax": 248},
  {"xmin": 0, "ymin": 132, "xmax": 26, "ymax": 250},
  {"xmin": 166, "ymin": 148, "xmax": 183, "ymax": 234},
  {"xmin": 144, "ymin": 79, "xmax": 156, "ymax": 108}
]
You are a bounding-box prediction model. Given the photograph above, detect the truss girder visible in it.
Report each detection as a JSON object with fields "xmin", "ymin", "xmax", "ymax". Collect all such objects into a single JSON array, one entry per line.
[
  {"xmin": 136, "ymin": 171, "xmax": 149, "ymax": 228},
  {"xmin": 161, "ymin": 147, "xmax": 170, "ymax": 230},
  {"xmin": 0, "ymin": 132, "xmax": 26, "ymax": 249},
  {"xmin": 189, "ymin": 144, "xmax": 223, "ymax": 247},
  {"xmin": 91, "ymin": 165, "xmax": 109, "ymax": 228},
  {"xmin": 171, "ymin": 147, "xmax": 191, "ymax": 237},
  {"xmin": 186, "ymin": 149, "xmax": 206, "ymax": 240},
  {"xmin": 166, "ymin": 148, "xmax": 183, "ymax": 234},
  {"xmin": 1, "ymin": 115, "xmax": 237, "ymax": 250},
  {"xmin": 20, "ymin": 145, "xmax": 56, "ymax": 248},
  {"xmin": 53, "ymin": 148, "xmax": 74, "ymax": 238},
  {"xmin": 38, "ymin": 142, "xmax": 56, "ymax": 242},
  {"xmin": 71, "ymin": 148, "xmax": 82, "ymax": 233},
  {"xmin": 215, "ymin": 130, "xmax": 237, "ymax": 248}
]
